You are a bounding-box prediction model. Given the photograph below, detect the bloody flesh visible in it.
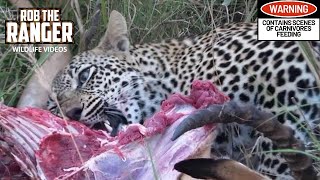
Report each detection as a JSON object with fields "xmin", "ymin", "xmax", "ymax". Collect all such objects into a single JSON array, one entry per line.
[{"xmin": 0, "ymin": 80, "xmax": 229, "ymax": 179}]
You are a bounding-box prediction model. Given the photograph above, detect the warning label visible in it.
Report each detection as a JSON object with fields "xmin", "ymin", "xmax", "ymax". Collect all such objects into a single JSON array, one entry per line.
[
  {"xmin": 258, "ymin": 0, "xmax": 320, "ymax": 41},
  {"xmin": 258, "ymin": 18, "xmax": 319, "ymax": 40}
]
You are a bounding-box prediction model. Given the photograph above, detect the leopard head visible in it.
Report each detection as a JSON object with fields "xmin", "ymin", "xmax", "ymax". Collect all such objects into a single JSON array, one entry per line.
[{"xmin": 48, "ymin": 11, "xmax": 162, "ymax": 135}]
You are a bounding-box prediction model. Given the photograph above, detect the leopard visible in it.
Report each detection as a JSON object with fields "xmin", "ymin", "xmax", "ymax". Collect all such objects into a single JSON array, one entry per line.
[{"xmin": 47, "ymin": 10, "xmax": 320, "ymax": 179}]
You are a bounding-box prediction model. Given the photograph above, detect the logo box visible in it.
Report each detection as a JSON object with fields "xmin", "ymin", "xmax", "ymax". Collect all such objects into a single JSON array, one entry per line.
[{"xmin": 5, "ymin": 8, "xmax": 74, "ymax": 44}]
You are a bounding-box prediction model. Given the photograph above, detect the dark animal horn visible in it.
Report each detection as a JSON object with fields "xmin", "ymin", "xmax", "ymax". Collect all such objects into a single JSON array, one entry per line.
[
  {"xmin": 175, "ymin": 158, "xmax": 270, "ymax": 180},
  {"xmin": 172, "ymin": 101, "xmax": 317, "ymax": 180}
]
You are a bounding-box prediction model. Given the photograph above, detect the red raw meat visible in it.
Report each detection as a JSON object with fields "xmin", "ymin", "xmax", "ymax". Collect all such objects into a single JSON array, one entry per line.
[{"xmin": 0, "ymin": 80, "xmax": 229, "ymax": 179}]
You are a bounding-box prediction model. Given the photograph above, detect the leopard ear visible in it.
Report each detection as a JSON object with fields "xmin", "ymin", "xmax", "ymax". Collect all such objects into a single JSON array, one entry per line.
[{"xmin": 97, "ymin": 10, "xmax": 129, "ymax": 52}]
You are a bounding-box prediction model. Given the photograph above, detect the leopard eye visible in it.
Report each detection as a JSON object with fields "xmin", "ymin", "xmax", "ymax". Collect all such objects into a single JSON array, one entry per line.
[{"xmin": 78, "ymin": 68, "xmax": 91, "ymax": 86}]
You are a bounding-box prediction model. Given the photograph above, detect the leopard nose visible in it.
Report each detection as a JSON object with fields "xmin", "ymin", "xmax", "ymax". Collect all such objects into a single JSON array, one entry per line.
[{"xmin": 66, "ymin": 108, "xmax": 82, "ymax": 121}]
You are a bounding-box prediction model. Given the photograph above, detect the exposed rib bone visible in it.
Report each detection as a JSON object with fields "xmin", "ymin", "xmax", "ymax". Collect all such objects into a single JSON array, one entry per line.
[{"xmin": 172, "ymin": 101, "xmax": 317, "ymax": 180}]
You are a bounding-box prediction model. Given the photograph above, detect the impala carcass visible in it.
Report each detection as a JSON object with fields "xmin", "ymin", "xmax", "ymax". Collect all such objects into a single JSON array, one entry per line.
[{"xmin": 0, "ymin": 80, "xmax": 227, "ymax": 179}]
